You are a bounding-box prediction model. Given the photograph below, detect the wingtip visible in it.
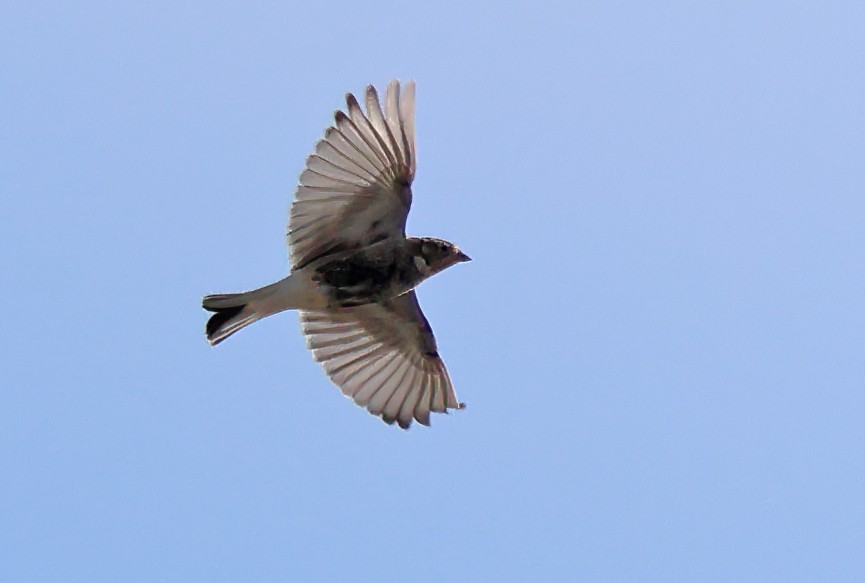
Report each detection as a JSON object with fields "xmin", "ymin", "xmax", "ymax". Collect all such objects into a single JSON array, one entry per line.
[
  {"xmin": 345, "ymin": 91, "xmax": 360, "ymax": 110},
  {"xmin": 381, "ymin": 413, "xmax": 413, "ymax": 431}
]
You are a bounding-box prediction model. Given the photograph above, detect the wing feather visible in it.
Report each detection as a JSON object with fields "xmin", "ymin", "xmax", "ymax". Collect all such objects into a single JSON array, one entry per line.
[
  {"xmin": 380, "ymin": 362, "xmax": 415, "ymax": 428},
  {"xmin": 364, "ymin": 85, "xmax": 401, "ymax": 172},
  {"xmin": 333, "ymin": 114, "xmax": 388, "ymax": 174},
  {"xmin": 321, "ymin": 127, "xmax": 380, "ymax": 175},
  {"xmin": 398, "ymin": 81, "xmax": 416, "ymax": 175},
  {"xmin": 346, "ymin": 92, "xmax": 394, "ymax": 171},
  {"xmin": 304, "ymin": 155, "xmax": 372, "ymax": 185},
  {"xmin": 299, "ymin": 291, "xmax": 462, "ymax": 428},
  {"xmin": 385, "ymin": 80, "xmax": 414, "ymax": 174},
  {"xmin": 315, "ymin": 140, "xmax": 378, "ymax": 181},
  {"xmin": 413, "ymin": 376, "xmax": 432, "ymax": 427},
  {"xmin": 288, "ymin": 81, "xmax": 416, "ymax": 268}
]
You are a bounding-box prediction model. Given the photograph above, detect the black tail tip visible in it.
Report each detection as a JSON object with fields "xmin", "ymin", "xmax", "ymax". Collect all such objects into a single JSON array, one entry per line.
[{"xmin": 205, "ymin": 304, "xmax": 245, "ymax": 340}]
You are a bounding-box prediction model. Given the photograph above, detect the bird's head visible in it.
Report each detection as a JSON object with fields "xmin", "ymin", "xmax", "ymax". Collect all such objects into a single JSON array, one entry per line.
[{"xmin": 413, "ymin": 237, "xmax": 471, "ymax": 276}]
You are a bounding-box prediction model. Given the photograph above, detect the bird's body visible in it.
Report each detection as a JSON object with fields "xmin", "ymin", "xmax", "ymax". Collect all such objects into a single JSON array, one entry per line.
[
  {"xmin": 203, "ymin": 80, "xmax": 469, "ymax": 429},
  {"xmin": 310, "ymin": 238, "xmax": 418, "ymax": 307}
]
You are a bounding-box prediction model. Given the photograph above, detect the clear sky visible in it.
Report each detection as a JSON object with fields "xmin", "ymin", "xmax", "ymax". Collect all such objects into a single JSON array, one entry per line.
[{"xmin": 2, "ymin": 2, "xmax": 864, "ymax": 581}]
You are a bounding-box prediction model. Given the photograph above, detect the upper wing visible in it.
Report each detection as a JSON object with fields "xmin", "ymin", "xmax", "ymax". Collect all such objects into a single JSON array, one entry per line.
[
  {"xmin": 288, "ymin": 80, "xmax": 417, "ymax": 269},
  {"xmin": 299, "ymin": 291, "xmax": 463, "ymax": 429}
]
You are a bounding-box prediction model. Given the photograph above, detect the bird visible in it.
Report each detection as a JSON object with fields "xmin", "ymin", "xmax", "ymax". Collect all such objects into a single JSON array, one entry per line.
[{"xmin": 203, "ymin": 80, "xmax": 470, "ymax": 429}]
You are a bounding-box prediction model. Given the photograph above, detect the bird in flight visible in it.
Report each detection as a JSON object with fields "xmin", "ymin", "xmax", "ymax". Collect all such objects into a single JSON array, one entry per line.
[{"xmin": 203, "ymin": 80, "xmax": 469, "ymax": 429}]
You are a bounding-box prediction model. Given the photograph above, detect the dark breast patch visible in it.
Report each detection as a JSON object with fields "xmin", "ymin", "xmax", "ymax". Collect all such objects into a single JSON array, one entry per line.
[{"xmin": 315, "ymin": 255, "xmax": 401, "ymax": 306}]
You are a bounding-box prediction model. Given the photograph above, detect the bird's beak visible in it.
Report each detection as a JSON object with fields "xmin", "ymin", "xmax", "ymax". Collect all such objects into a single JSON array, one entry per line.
[{"xmin": 456, "ymin": 250, "xmax": 472, "ymax": 263}]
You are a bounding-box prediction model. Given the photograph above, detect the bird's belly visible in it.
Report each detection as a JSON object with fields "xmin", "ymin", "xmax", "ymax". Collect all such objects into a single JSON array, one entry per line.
[{"xmin": 279, "ymin": 269, "xmax": 330, "ymax": 310}]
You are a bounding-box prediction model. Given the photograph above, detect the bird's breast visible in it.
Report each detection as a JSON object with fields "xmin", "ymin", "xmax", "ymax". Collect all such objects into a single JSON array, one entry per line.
[{"xmin": 312, "ymin": 251, "xmax": 421, "ymax": 308}]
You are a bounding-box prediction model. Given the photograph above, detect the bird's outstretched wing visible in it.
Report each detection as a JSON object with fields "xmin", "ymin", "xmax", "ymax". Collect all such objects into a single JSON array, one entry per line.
[
  {"xmin": 288, "ymin": 80, "xmax": 416, "ymax": 270},
  {"xmin": 299, "ymin": 291, "xmax": 463, "ymax": 428}
]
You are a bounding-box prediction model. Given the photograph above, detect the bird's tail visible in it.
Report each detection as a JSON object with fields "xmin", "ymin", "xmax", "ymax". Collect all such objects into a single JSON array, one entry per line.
[{"xmin": 203, "ymin": 278, "xmax": 295, "ymax": 345}]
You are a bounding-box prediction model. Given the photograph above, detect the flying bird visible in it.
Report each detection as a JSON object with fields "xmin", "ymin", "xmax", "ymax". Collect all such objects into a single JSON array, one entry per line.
[{"xmin": 203, "ymin": 80, "xmax": 469, "ymax": 429}]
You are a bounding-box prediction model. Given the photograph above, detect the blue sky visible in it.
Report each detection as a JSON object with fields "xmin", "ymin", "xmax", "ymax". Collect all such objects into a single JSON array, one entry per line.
[{"xmin": 2, "ymin": 1, "xmax": 864, "ymax": 581}]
